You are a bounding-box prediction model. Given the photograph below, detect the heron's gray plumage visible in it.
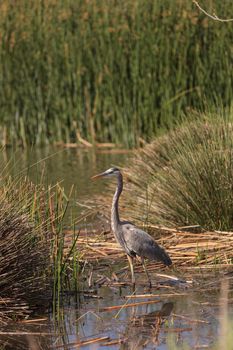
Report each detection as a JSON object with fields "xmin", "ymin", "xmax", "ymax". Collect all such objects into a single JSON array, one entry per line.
[
  {"xmin": 122, "ymin": 223, "xmax": 172, "ymax": 265},
  {"xmin": 92, "ymin": 167, "xmax": 172, "ymax": 285}
]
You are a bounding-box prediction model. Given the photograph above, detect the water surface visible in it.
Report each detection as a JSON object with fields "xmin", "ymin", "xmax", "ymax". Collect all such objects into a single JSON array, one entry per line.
[{"xmin": 1, "ymin": 146, "xmax": 129, "ymax": 219}]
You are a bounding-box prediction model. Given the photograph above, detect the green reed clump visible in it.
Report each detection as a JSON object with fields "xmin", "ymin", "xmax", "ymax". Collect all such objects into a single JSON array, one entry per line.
[
  {"xmin": 51, "ymin": 185, "xmax": 81, "ymax": 315},
  {"xmin": 0, "ymin": 1, "xmax": 233, "ymax": 147},
  {"xmin": 121, "ymin": 112, "xmax": 233, "ymax": 231}
]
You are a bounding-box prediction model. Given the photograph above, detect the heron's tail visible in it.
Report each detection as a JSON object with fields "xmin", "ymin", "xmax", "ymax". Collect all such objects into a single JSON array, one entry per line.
[
  {"xmin": 147, "ymin": 242, "xmax": 172, "ymax": 266},
  {"xmin": 160, "ymin": 248, "xmax": 172, "ymax": 266}
]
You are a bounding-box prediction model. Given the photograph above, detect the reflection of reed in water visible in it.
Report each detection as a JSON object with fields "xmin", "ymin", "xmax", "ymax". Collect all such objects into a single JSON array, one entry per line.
[{"xmin": 133, "ymin": 302, "xmax": 174, "ymax": 324}]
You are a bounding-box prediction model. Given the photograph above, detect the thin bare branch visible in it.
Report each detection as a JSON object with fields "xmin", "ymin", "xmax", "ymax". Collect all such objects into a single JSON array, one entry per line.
[{"xmin": 193, "ymin": 1, "xmax": 233, "ymax": 22}]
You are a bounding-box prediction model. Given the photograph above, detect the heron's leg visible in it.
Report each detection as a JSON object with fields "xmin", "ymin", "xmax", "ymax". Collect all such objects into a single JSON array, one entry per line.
[
  {"xmin": 141, "ymin": 257, "xmax": 152, "ymax": 288},
  {"xmin": 127, "ymin": 255, "xmax": 135, "ymax": 285}
]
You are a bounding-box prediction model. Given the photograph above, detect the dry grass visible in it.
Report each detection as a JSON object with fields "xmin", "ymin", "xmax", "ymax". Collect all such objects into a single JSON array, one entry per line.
[
  {"xmin": 123, "ymin": 114, "xmax": 233, "ymax": 230},
  {"xmin": 0, "ymin": 170, "xmax": 74, "ymax": 324},
  {"xmin": 0, "ymin": 177, "xmax": 51, "ymax": 324}
]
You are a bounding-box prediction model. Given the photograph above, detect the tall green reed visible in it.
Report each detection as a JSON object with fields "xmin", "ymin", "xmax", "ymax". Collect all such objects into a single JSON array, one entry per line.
[
  {"xmin": 48, "ymin": 184, "xmax": 80, "ymax": 317},
  {"xmin": 0, "ymin": 0, "xmax": 232, "ymax": 147}
]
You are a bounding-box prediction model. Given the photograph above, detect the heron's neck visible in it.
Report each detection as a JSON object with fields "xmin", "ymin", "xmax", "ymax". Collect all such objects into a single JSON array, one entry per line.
[{"xmin": 111, "ymin": 173, "xmax": 123, "ymax": 233}]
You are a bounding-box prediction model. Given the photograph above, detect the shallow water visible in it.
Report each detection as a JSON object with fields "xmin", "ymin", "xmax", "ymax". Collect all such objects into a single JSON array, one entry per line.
[
  {"xmin": 0, "ymin": 147, "xmax": 233, "ymax": 349},
  {"xmin": 2, "ymin": 275, "xmax": 233, "ymax": 350}
]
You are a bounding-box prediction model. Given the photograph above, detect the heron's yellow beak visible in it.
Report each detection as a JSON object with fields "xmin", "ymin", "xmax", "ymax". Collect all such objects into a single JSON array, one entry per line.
[{"xmin": 91, "ymin": 172, "xmax": 106, "ymax": 180}]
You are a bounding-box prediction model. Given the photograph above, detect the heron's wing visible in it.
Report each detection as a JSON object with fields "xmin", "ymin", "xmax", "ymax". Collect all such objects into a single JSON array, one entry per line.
[{"xmin": 122, "ymin": 223, "xmax": 172, "ymax": 266}]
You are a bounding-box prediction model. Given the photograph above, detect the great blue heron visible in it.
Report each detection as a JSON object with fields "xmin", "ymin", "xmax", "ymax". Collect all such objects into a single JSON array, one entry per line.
[{"xmin": 92, "ymin": 167, "xmax": 172, "ymax": 286}]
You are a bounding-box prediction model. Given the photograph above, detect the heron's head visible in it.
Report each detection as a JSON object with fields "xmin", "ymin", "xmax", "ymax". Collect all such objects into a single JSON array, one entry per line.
[{"xmin": 91, "ymin": 167, "xmax": 121, "ymax": 180}]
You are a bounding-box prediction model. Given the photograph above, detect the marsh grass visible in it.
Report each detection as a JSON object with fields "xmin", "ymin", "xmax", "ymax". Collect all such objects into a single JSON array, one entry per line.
[
  {"xmin": 120, "ymin": 112, "xmax": 233, "ymax": 231},
  {"xmin": 0, "ymin": 176, "xmax": 51, "ymax": 323},
  {"xmin": 0, "ymin": 1, "xmax": 233, "ymax": 147},
  {"xmin": 0, "ymin": 158, "xmax": 79, "ymax": 324}
]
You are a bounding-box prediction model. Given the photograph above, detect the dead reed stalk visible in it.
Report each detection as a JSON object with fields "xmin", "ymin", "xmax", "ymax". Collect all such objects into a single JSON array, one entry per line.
[
  {"xmin": 71, "ymin": 226, "xmax": 233, "ymax": 270},
  {"xmin": 0, "ymin": 177, "xmax": 51, "ymax": 324}
]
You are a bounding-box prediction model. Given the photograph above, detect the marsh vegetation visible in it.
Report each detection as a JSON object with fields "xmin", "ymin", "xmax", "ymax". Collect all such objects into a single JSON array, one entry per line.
[
  {"xmin": 100, "ymin": 113, "xmax": 233, "ymax": 232},
  {"xmin": 0, "ymin": 0, "xmax": 233, "ymax": 348},
  {"xmin": 0, "ymin": 157, "xmax": 79, "ymax": 325},
  {"xmin": 0, "ymin": 1, "xmax": 232, "ymax": 147}
]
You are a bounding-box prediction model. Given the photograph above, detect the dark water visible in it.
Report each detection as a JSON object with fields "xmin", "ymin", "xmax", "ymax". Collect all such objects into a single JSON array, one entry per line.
[
  {"xmin": 0, "ymin": 147, "xmax": 233, "ymax": 350},
  {"xmin": 0, "ymin": 146, "xmax": 129, "ymax": 221},
  {"xmin": 1, "ymin": 146, "xmax": 129, "ymax": 195}
]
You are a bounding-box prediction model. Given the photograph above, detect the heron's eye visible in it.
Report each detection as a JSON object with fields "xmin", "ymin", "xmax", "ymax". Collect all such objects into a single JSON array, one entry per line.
[{"xmin": 105, "ymin": 167, "xmax": 120, "ymax": 175}]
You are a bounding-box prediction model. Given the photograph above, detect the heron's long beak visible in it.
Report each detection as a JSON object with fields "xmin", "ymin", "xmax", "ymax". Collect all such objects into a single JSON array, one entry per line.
[{"xmin": 91, "ymin": 171, "xmax": 106, "ymax": 180}]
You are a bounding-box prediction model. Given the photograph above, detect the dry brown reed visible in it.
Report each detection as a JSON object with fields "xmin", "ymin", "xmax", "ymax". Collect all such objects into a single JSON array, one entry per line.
[
  {"xmin": 67, "ymin": 225, "xmax": 233, "ymax": 273},
  {"xmin": 0, "ymin": 177, "xmax": 51, "ymax": 324}
]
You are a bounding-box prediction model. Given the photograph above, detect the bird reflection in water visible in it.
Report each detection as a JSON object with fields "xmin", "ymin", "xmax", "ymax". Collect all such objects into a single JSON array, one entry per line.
[{"xmin": 120, "ymin": 302, "xmax": 174, "ymax": 350}]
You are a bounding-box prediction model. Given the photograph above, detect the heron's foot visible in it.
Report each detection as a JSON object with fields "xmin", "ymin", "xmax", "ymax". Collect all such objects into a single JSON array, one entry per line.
[
  {"xmin": 130, "ymin": 276, "xmax": 136, "ymax": 290},
  {"xmin": 144, "ymin": 279, "xmax": 152, "ymax": 290}
]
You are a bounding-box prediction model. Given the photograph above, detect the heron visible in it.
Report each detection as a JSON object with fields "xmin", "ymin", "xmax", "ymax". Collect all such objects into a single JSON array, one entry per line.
[{"xmin": 91, "ymin": 167, "xmax": 172, "ymax": 286}]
